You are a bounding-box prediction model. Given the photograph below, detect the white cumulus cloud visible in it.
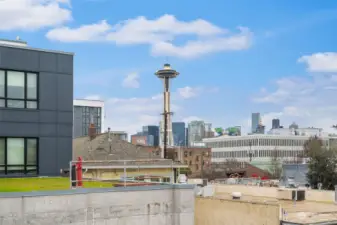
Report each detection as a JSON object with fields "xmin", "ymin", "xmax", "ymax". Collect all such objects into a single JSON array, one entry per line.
[
  {"xmin": 0, "ymin": 0, "xmax": 72, "ymax": 31},
  {"xmin": 122, "ymin": 72, "xmax": 140, "ymax": 88},
  {"xmin": 46, "ymin": 14, "xmax": 253, "ymax": 58},
  {"xmin": 252, "ymin": 74, "xmax": 337, "ymax": 133},
  {"xmin": 298, "ymin": 52, "xmax": 337, "ymax": 72},
  {"xmin": 81, "ymin": 86, "xmax": 215, "ymax": 135}
]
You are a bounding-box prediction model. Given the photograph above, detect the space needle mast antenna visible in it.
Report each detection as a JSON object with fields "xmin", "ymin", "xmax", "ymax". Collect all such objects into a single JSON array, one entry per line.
[{"xmin": 155, "ymin": 63, "xmax": 179, "ymax": 158}]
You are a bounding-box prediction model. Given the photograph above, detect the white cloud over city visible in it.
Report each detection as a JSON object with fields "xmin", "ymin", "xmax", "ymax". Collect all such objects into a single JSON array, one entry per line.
[
  {"xmin": 84, "ymin": 86, "xmax": 215, "ymax": 136},
  {"xmin": 252, "ymin": 52, "xmax": 337, "ymax": 133},
  {"xmin": 122, "ymin": 72, "xmax": 140, "ymax": 88},
  {"xmin": 0, "ymin": 0, "xmax": 71, "ymax": 31},
  {"xmin": 46, "ymin": 14, "xmax": 253, "ymax": 58}
]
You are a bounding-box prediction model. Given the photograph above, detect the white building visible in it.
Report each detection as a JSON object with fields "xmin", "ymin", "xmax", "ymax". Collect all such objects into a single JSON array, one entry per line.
[
  {"xmin": 203, "ymin": 134, "xmax": 337, "ymax": 170},
  {"xmin": 267, "ymin": 127, "xmax": 326, "ymax": 136},
  {"xmin": 73, "ymin": 99, "xmax": 105, "ymax": 138}
]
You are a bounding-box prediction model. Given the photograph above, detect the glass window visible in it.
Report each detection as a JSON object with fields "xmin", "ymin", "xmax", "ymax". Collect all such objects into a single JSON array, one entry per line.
[
  {"xmin": 27, "ymin": 101, "xmax": 37, "ymax": 109},
  {"xmin": 27, "ymin": 73, "xmax": 37, "ymax": 99},
  {"xmin": 7, "ymin": 100, "xmax": 25, "ymax": 108},
  {"xmin": 0, "ymin": 138, "xmax": 4, "ymax": 166},
  {"xmin": 27, "ymin": 139, "xmax": 37, "ymax": 165},
  {"xmin": 0, "ymin": 99, "xmax": 4, "ymax": 107},
  {"xmin": 0, "ymin": 70, "xmax": 4, "ymax": 97},
  {"xmin": 7, "ymin": 71, "xmax": 25, "ymax": 99},
  {"xmin": 7, "ymin": 138, "xmax": 24, "ymax": 165}
]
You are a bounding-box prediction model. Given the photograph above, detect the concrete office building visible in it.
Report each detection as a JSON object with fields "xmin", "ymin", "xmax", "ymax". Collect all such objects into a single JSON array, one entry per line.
[
  {"xmin": 0, "ymin": 39, "xmax": 73, "ymax": 176},
  {"xmin": 73, "ymin": 99, "xmax": 104, "ymax": 138}
]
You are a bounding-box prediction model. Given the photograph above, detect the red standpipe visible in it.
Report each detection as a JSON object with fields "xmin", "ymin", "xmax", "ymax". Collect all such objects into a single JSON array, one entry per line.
[{"xmin": 76, "ymin": 157, "xmax": 83, "ymax": 187}]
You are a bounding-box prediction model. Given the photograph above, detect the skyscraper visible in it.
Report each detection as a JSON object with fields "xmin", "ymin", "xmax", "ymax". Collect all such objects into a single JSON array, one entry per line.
[
  {"xmin": 188, "ymin": 121, "xmax": 205, "ymax": 146},
  {"xmin": 142, "ymin": 125, "xmax": 159, "ymax": 146},
  {"xmin": 251, "ymin": 113, "xmax": 260, "ymax": 133},
  {"xmin": 272, "ymin": 119, "xmax": 280, "ymax": 129},
  {"xmin": 204, "ymin": 123, "xmax": 214, "ymax": 138},
  {"xmin": 172, "ymin": 122, "xmax": 186, "ymax": 146}
]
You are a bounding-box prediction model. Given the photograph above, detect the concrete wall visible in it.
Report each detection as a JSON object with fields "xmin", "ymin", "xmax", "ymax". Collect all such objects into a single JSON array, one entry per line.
[
  {"xmin": 215, "ymin": 184, "xmax": 335, "ymax": 203},
  {"xmin": 195, "ymin": 197, "xmax": 280, "ymax": 225},
  {"xmin": 0, "ymin": 184, "xmax": 194, "ymax": 225},
  {"xmin": 0, "ymin": 45, "xmax": 73, "ymax": 176}
]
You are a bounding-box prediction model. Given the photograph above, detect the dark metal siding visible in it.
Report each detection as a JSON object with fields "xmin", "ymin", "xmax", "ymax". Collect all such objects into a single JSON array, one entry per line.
[{"xmin": 0, "ymin": 45, "xmax": 73, "ymax": 176}]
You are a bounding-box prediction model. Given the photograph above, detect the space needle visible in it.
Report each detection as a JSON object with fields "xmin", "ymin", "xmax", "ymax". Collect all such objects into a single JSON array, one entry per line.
[{"xmin": 155, "ymin": 64, "xmax": 180, "ymax": 158}]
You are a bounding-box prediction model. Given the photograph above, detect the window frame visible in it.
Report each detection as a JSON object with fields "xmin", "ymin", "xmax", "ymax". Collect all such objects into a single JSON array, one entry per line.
[
  {"xmin": 0, "ymin": 69, "xmax": 39, "ymax": 109},
  {"xmin": 0, "ymin": 137, "xmax": 39, "ymax": 175}
]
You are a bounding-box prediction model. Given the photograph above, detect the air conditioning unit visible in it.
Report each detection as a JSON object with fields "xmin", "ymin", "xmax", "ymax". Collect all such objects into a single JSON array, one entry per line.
[{"xmin": 277, "ymin": 188, "xmax": 305, "ymax": 201}]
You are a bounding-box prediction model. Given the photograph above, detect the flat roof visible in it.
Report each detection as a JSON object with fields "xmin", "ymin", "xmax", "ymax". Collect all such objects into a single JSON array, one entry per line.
[
  {"xmin": 0, "ymin": 40, "xmax": 74, "ymax": 56},
  {"xmin": 73, "ymin": 99, "xmax": 105, "ymax": 107},
  {"xmin": 213, "ymin": 193, "xmax": 337, "ymax": 224}
]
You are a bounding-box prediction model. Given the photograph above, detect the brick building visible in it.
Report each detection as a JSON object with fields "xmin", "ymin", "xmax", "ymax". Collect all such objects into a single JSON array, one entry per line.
[{"xmin": 167, "ymin": 147, "xmax": 212, "ymax": 178}]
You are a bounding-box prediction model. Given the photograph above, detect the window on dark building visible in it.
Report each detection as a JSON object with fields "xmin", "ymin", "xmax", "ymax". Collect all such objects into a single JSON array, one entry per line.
[
  {"xmin": 0, "ymin": 137, "xmax": 38, "ymax": 175},
  {"xmin": 0, "ymin": 70, "xmax": 38, "ymax": 109}
]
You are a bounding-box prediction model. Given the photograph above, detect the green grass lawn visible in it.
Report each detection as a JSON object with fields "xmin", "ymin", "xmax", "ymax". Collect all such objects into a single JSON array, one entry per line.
[{"xmin": 0, "ymin": 177, "xmax": 113, "ymax": 192}]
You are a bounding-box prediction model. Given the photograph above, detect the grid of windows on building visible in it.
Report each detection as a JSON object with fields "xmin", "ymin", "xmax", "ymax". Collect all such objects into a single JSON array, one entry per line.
[
  {"xmin": 79, "ymin": 106, "xmax": 101, "ymax": 135},
  {"xmin": 212, "ymin": 150, "xmax": 304, "ymax": 159},
  {"xmin": 0, "ymin": 70, "xmax": 38, "ymax": 109},
  {"xmin": 206, "ymin": 138, "xmax": 330, "ymax": 148},
  {"xmin": 0, "ymin": 138, "xmax": 38, "ymax": 175}
]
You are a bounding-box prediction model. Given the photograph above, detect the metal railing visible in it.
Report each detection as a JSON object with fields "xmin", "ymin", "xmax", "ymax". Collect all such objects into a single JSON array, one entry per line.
[
  {"xmin": 213, "ymin": 178, "xmax": 280, "ymax": 187},
  {"xmin": 69, "ymin": 159, "xmax": 179, "ymax": 189}
]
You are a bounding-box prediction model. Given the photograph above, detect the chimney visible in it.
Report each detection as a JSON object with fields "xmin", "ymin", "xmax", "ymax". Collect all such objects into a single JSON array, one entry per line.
[{"xmin": 88, "ymin": 114, "xmax": 96, "ymax": 140}]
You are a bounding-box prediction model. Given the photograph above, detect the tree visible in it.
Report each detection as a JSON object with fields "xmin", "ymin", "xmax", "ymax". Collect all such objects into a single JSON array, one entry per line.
[
  {"xmin": 269, "ymin": 149, "xmax": 282, "ymax": 179},
  {"xmin": 304, "ymin": 137, "xmax": 337, "ymax": 190}
]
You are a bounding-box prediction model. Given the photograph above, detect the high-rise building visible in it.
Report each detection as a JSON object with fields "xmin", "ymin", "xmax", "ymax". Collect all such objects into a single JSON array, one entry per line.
[
  {"xmin": 272, "ymin": 119, "xmax": 280, "ymax": 129},
  {"xmin": 142, "ymin": 125, "xmax": 159, "ymax": 146},
  {"xmin": 172, "ymin": 122, "xmax": 186, "ymax": 146},
  {"xmin": 188, "ymin": 121, "xmax": 205, "ymax": 146},
  {"xmin": 204, "ymin": 123, "xmax": 214, "ymax": 138},
  {"xmin": 73, "ymin": 99, "xmax": 104, "ymax": 138},
  {"xmin": 251, "ymin": 113, "xmax": 261, "ymax": 133}
]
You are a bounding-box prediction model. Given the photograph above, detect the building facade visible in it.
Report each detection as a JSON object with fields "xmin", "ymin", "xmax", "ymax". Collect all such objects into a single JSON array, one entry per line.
[
  {"xmin": 73, "ymin": 99, "xmax": 104, "ymax": 138},
  {"xmin": 172, "ymin": 122, "xmax": 186, "ymax": 146},
  {"xmin": 272, "ymin": 119, "xmax": 280, "ymax": 129},
  {"xmin": 188, "ymin": 120, "xmax": 205, "ymax": 147},
  {"xmin": 204, "ymin": 134, "xmax": 337, "ymax": 170},
  {"xmin": 142, "ymin": 125, "xmax": 159, "ymax": 146},
  {"xmin": 167, "ymin": 147, "xmax": 211, "ymax": 178},
  {"xmin": 0, "ymin": 39, "xmax": 73, "ymax": 176},
  {"xmin": 251, "ymin": 113, "xmax": 260, "ymax": 133},
  {"xmin": 131, "ymin": 135, "xmax": 154, "ymax": 146}
]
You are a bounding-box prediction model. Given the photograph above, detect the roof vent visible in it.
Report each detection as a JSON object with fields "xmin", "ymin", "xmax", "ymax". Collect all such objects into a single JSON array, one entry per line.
[{"xmin": 232, "ymin": 192, "xmax": 242, "ymax": 200}]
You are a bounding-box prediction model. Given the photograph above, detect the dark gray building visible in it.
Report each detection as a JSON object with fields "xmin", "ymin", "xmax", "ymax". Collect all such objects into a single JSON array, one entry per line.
[
  {"xmin": 272, "ymin": 118, "xmax": 280, "ymax": 129},
  {"xmin": 142, "ymin": 125, "xmax": 159, "ymax": 146},
  {"xmin": 172, "ymin": 122, "xmax": 186, "ymax": 146},
  {"xmin": 0, "ymin": 39, "xmax": 73, "ymax": 177}
]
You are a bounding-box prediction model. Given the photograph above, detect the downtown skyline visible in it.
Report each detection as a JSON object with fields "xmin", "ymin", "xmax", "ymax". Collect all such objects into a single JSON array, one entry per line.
[{"xmin": 2, "ymin": 0, "xmax": 337, "ymax": 135}]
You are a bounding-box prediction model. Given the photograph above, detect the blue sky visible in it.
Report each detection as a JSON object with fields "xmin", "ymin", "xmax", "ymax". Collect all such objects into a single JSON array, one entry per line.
[{"xmin": 1, "ymin": 0, "xmax": 337, "ymax": 135}]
